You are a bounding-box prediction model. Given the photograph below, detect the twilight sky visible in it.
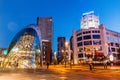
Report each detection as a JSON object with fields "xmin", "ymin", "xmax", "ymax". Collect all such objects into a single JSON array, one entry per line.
[{"xmin": 0, "ymin": 0, "xmax": 120, "ymax": 51}]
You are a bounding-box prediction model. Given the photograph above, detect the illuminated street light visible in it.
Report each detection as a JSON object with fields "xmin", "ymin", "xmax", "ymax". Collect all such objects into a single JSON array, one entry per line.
[
  {"xmin": 54, "ymin": 51, "xmax": 57, "ymax": 64},
  {"xmin": 64, "ymin": 41, "xmax": 71, "ymax": 68},
  {"xmin": 64, "ymin": 41, "xmax": 69, "ymax": 68}
]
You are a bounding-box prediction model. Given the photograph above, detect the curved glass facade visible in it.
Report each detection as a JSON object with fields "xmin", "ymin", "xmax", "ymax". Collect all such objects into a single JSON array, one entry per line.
[{"xmin": 1, "ymin": 24, "xmax": 41, "ymax": 68}]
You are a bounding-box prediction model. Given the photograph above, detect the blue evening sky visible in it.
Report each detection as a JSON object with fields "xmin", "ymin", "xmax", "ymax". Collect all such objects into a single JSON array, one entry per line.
[{"xmin": 0, "ymin": 0, "xmax": 120, "ymax": 51}]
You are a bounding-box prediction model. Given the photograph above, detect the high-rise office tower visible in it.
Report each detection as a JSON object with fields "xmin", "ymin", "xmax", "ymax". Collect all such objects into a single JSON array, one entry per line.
[
  {"xmin": 37, "ymin": 17, "xmax": 53, "ymax": 64},
  {"xmin": 81, "ymin": 11, "xmax": 100, "ymax": 29},
  {"xmin": 37, "ymin": 17, "xmax": 53, "ymax": 46}
]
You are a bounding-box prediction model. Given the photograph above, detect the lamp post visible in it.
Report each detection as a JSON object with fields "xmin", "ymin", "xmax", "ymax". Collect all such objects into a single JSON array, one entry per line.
[
  {"xmin": 54, "ymin": 51, "xmax": 57, "ymax": 65},
  {"xmin": 64, "ymin": 41, "xmax": 69, "ymax": 68}
]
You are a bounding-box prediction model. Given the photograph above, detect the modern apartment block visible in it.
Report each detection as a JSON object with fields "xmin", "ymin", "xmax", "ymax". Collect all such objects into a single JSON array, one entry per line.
[
  {"xmin": 42, "ymin": 40, "xmax": 52, "ymax": 64},
  {"xmin": 71, "ymin": 11, "xmax": 120, "ymax": 64}
]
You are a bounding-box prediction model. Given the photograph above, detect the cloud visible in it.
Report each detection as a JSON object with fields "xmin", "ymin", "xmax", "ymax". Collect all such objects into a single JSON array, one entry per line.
[{"xmin": 8, "ymin": 22, "xmax": 19, "ymax": 31}]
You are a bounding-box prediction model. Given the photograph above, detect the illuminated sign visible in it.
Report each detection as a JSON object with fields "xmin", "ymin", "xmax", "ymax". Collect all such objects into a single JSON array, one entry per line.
[
  {"xmin": 83, "ymin": 11, "xmax": 94, "ymax": 16},
  {"xmin": 109, "ymin": 55, "xmax": 113, "ymax": 61}
]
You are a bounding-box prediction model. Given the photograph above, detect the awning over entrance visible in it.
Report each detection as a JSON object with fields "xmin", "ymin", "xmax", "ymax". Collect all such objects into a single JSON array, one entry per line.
[{"xmin": 95, "ymin": 51, "xmax": 104, "ymax": 56}]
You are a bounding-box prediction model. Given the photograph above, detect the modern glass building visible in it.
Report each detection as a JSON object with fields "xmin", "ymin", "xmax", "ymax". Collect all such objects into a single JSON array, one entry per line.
[{"xmin": 1, "ymin": 24, "xmax": 41, "ymax": 68}]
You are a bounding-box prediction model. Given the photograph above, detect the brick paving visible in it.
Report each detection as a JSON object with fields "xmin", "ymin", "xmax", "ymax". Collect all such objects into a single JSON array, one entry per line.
[{"xmin": 0, "ymin": 65, "xmax": 120, "ymax": 80}]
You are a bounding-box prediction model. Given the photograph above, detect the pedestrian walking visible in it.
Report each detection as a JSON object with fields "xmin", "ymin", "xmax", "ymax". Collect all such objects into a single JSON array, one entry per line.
[
  {"xmin": 88, "ymin": 58, "xmax": 93, "ymax": 70},
  {"xmin": 47, "ymin": 62, "xmax": 49, "ymax": 69},
  {"xmin": 103, "ymin": 59, "xmax": 107, "ymax": 69},
  {"xmin": 92, "ymin": 58, "xmax": 94, "ymax": 69}
]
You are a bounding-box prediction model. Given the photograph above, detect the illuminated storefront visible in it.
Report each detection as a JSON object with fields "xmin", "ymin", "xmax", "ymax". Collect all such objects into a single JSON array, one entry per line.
[{"xmin": 71, "ymin": 12, "xmax": 120, "ymax": 64}]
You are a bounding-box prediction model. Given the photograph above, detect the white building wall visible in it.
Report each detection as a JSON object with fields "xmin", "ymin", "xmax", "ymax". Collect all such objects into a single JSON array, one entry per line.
[
  {"xmin": 81, "ymin": 11, "xmax": 100, "ymax": 29},
  {"xmin": 72, "ymin": 30, "xmax": 78, "ymax": 64},
  {"xmin": 99, "ymin": 24, "xmax": 108, "ymax": 56}
]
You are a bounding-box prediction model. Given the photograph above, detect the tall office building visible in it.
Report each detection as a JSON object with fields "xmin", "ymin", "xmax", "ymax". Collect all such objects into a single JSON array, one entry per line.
[
  {"xmin": 37, "ymin": 17, "xmax": 53, "ymax": 63},
  {"xmin": 58, "ymin": 37, "xmax": 66, "ymax": 56},
  {"xmin": 57, "ymin": 37, "xmax": 66, "ymax": 61},
  {"xmin": 37, "ymin": 17, "xmax": 53, "ymax": 46},
  {"xmin": 81, "ymin": 11, "xmax": 100, "ymax": 29}
]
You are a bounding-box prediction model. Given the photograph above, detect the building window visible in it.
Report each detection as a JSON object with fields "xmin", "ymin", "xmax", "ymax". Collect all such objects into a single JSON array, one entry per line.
[
  {"xmin": 115, "ymin": 43, "xmax": 119, "ymax": 47},
  {"xmin": 85, "ymin": 31, "xmax": 91, "ymax": 34},
  {"xmin": 92, "ymin": 31, "xmax": 94, "ymax": 33},
  {"xmin": 92, "ymin": 30, "xmax": 100, "ymax": 33},
  {"xmin": 111, "ymin": 48, "xmax": 115, "ymax": 52},
  {"xmin": 84, "ymin": 41, "xmax": 92, "ymax": 45},
  {"xmin": 95, "ymin": 31, "xmax": 98, "ymax": 33},
  {"xmin": 77, "ymin": 37, "xmax": 82, "ymax": 41},
  {"xmin": 77, "ymin": 33, "xmax": 82, "ymax": 36},
  {"xmin": 98, "ymin": 31, "xmax": 100, "ymax": 33},
  {"xmin": 60, "ymin": 42, "xmax": 63, "ymax": 47},
  {"xmin": 83, "ymin": 35, "xmax": 91, "ymax": 40},
  {"xmin": 78, "ymin": 54, "xmax": 83, "ymax": 58},
  {"xmin": 88, "ymin": 31, "xmax": 91, "ymax": 33},
  {"xmin": 77, "ymin": 42, "xmax": 83, "ymax": 47},
  {"xmin": 78, "ymin": 48, "xmax": 83, "ymax": 52},
  {"xmin": 93, "ymin": 35, "xmax": 100, "ymax": 39},
  {"xmin": 93, "ymin": 40, "xmax": 101, "ymax": 45},
  {"xmin": 83, "ymin": 32, "xmax": 86, "ymax": 34},
  {"xmin": 111, "ymin": 43, "xmax": 114, "ymax": 46}
]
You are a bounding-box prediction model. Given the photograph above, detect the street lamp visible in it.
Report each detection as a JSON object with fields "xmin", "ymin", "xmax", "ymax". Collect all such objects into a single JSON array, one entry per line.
[
  {"xmin": 64, "ymin": 41, "xmax": 69, "ymax": 68},
  {"xmin": 54, "ymin": 51, "xmax": 57, "ymax": 65}
]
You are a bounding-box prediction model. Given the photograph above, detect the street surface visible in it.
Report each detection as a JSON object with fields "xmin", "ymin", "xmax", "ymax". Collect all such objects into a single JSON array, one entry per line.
[{"xmin": 0, "ymin": 65, "xmax": 120, "ymax": 80}]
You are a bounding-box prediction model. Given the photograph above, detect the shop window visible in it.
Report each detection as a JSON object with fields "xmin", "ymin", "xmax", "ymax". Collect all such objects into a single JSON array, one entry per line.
[
  {"xmin": 78, "ymin": 54, "xmax": 83, "ymax": 58},
  {"xmin": 84, "ymin": 41, "xmax": 92, "ymax": 45}
]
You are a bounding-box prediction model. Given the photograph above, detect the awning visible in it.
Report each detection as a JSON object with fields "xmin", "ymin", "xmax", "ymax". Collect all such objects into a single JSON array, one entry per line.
[{"xmin": 95, "ymin": 51, "xmax": 104, "ymax": 56}]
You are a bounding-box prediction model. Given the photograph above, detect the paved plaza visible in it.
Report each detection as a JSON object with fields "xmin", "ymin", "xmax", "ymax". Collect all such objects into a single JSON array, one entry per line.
[{"xmin": 0, "ymin": 65, "xmax": 120, "ymax": 80}]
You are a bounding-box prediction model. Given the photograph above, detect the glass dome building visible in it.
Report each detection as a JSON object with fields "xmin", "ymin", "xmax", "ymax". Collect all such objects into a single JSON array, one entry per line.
[{"xmin": 1, "ymin": 24, "xmax": 41, "ymax": 68}]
